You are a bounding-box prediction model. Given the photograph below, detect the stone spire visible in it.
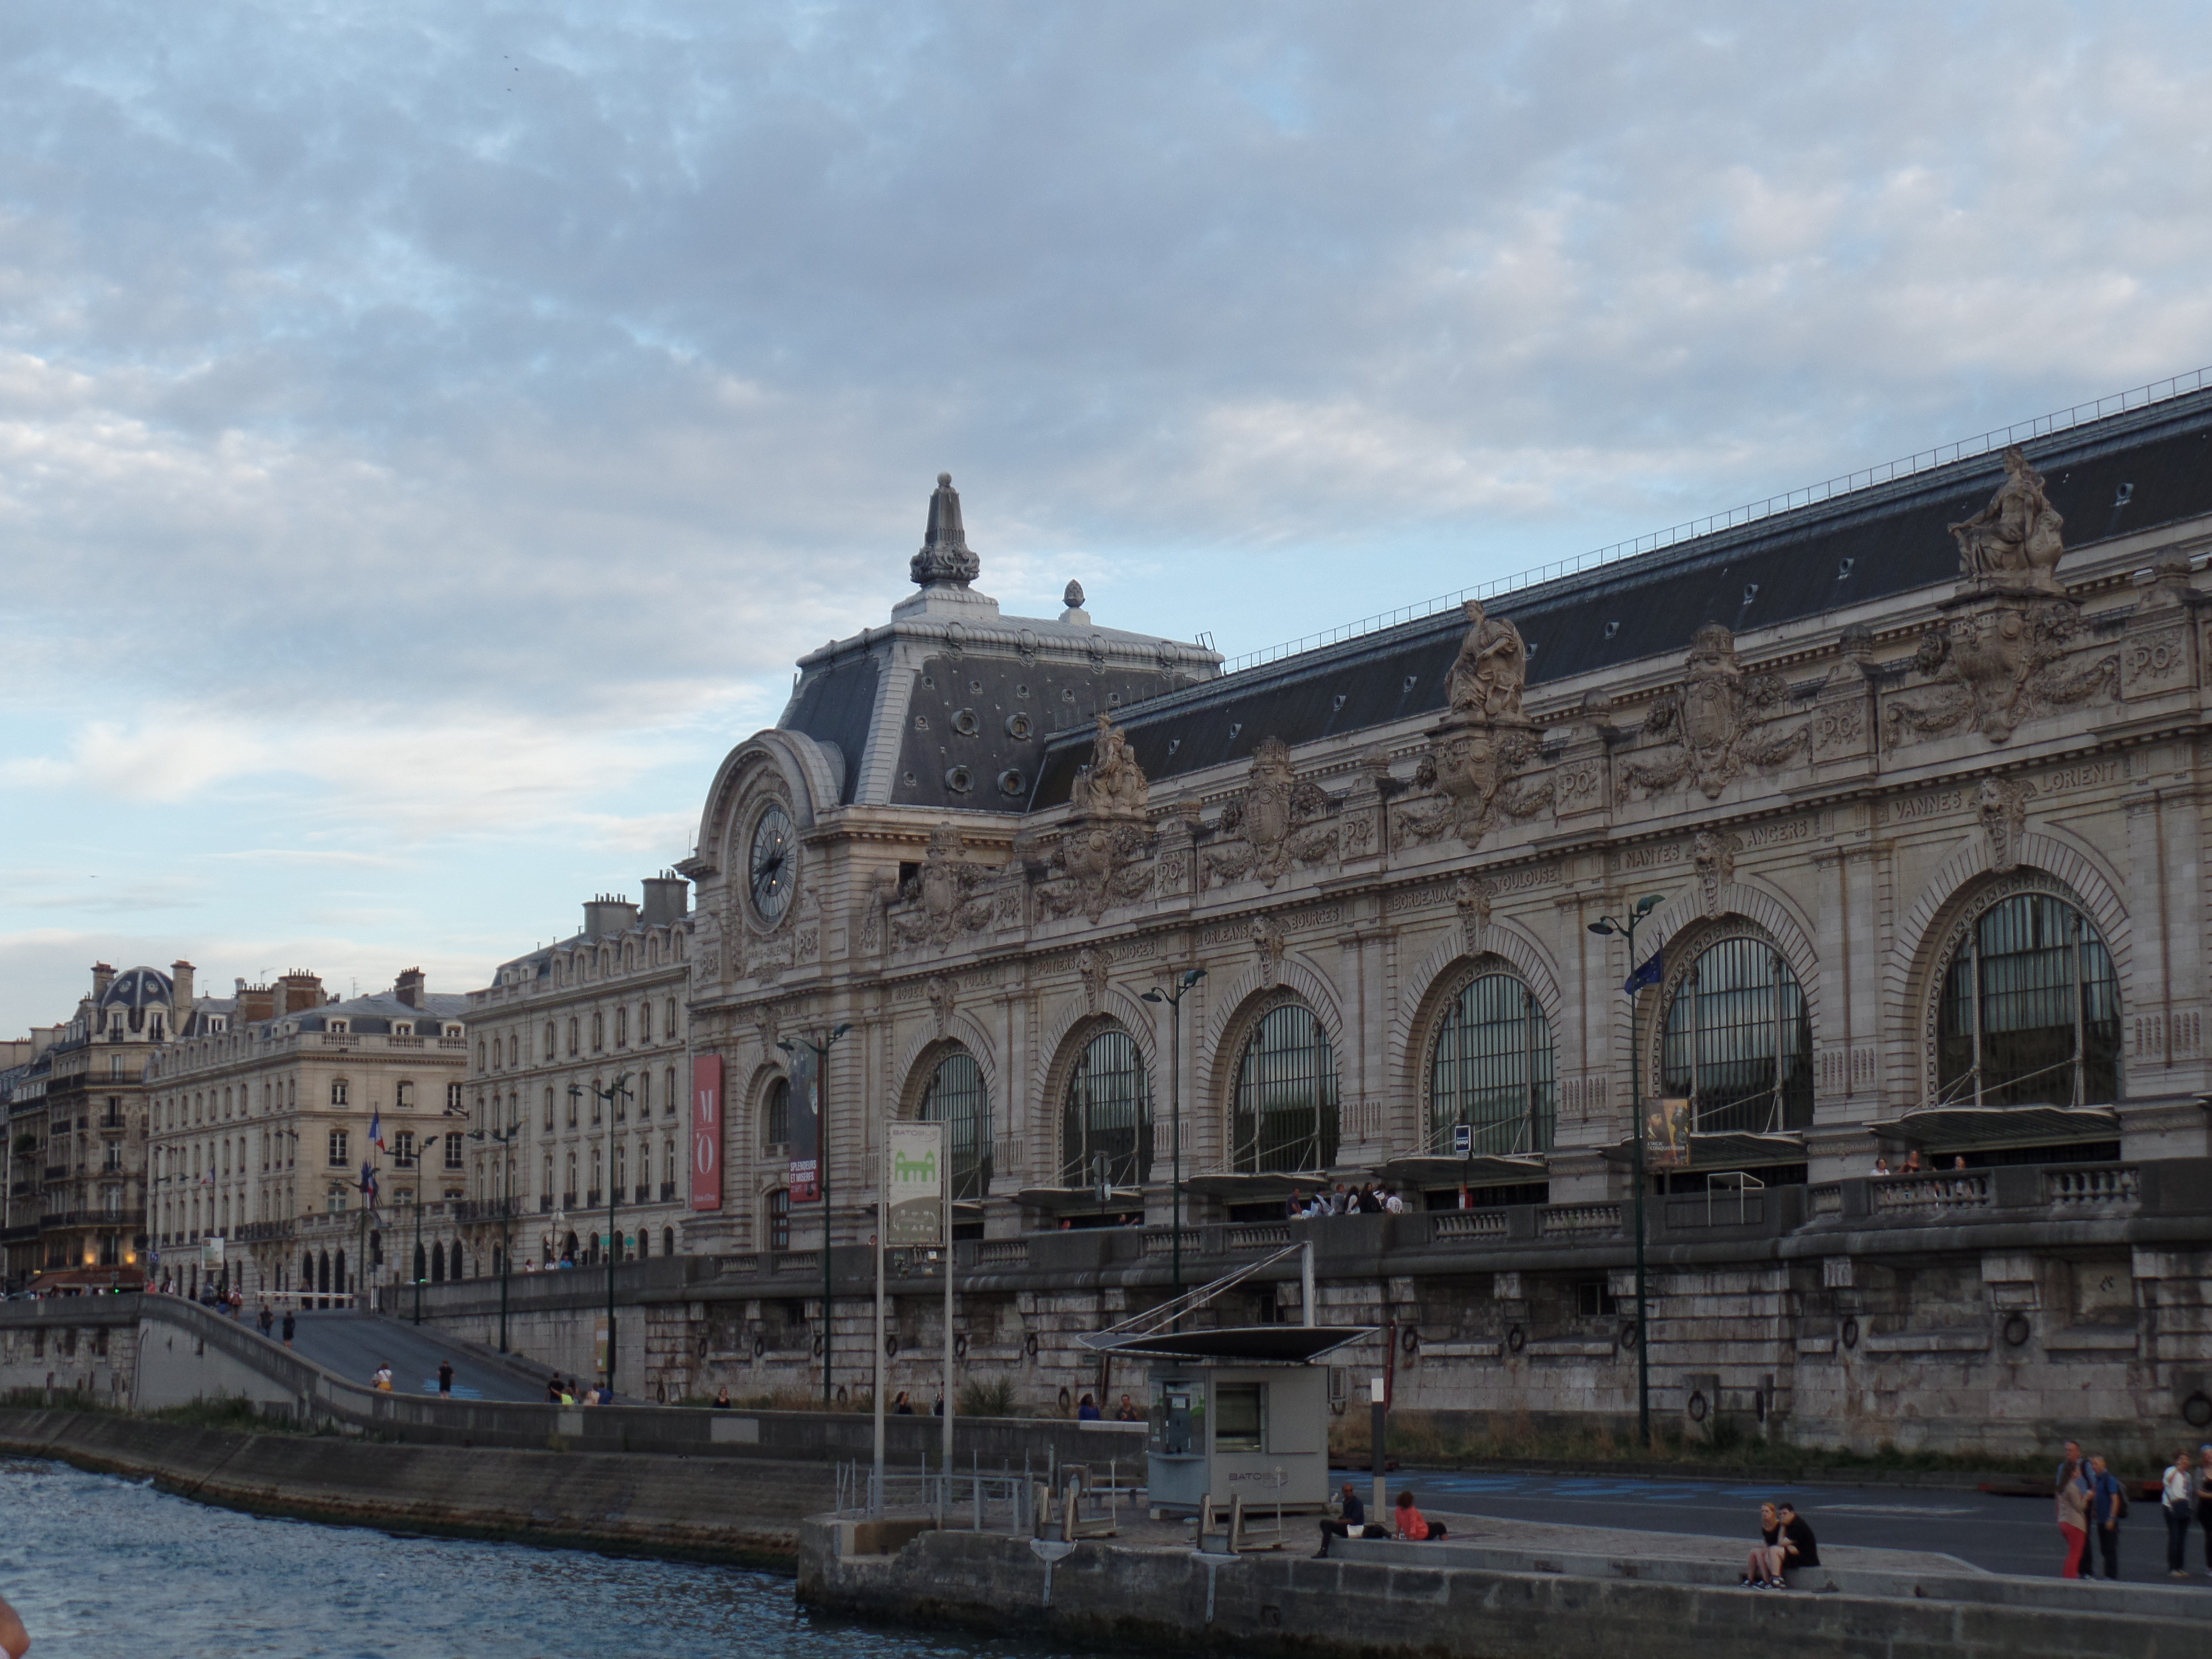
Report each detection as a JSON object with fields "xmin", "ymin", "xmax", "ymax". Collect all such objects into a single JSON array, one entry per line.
[{"xmin": 910, "ymin": 472, "xmax": 981, "ymax": 589}]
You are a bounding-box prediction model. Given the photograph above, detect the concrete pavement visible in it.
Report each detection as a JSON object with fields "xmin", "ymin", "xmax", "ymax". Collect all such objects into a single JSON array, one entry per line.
[{"xmin": 278, "ymin": 1310, "xmax": 548, "ymax": 1402}]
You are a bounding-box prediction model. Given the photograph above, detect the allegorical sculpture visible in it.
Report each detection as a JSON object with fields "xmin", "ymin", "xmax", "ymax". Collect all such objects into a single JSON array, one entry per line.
[
  {"xmin": 1949, "ymin": 446, "xmax": 2066, "ymax": 595},
  {"xmin": 1039, "ymin": 714, "xmax": 1155, "ymax": 923},
  {"xmin": 890, "ymin": 821, "xmax": 998, "ymax": 950},
  {"xmin": 1444, "ymin": 599, "xmax": 1528, "ymax": 720},
  {"xmin": 1069, "ymin": 713, "xmax": 1149, "ymax": 818},
  {"xmin": 1619, "ymin": 623, "xmax": 1806, "ymax": 800}
]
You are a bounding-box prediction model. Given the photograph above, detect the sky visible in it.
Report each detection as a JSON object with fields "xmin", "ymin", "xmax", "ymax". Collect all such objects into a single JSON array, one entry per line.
[{"xmin": 4, "ymin": 1, "xmax": 2212, "ymax": 1033}]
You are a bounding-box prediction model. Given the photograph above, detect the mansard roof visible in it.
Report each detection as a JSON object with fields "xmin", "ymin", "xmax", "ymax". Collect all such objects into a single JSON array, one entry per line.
[{"xmin": 1030, "ymin": 385, "xmax": 2212, "ymax": 805}]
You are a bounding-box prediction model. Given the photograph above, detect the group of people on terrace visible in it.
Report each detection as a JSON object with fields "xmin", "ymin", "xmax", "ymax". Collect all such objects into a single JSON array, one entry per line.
[{"xmin": 1286, "ymin": 1184, "xmax": 1407, "ymax": 1219}]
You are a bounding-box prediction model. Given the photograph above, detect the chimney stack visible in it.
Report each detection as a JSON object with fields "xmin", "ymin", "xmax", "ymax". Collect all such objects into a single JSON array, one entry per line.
[
  {"xmin": 395, "ymin": 967, "xmax": 425, "ymax": 1009},
  {"xmin": 91, "ymin": 962, "xmax": 115, "ymax": 1000},
  {"xmin": 235, "ymin": 980, "xmax": 277, "ymax": 1026},
  {"xmin": 278, "ymin": 971, "xmax": 325, "ymax": 1015},
  {"xmin": 582, "ymin": 893, "xmax": 640, "ymax": 938},
  {"xmin": 640, "ymin": 872, "xmax": 690, "ymax": 928},
  {"xmin": 170, "ymin": 959, "xmax": 195, "ymax": 1021}
]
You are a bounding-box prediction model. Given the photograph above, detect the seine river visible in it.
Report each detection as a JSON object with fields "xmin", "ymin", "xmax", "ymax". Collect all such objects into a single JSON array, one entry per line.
[{"xmin": 0, "ymin": 1457, "xmax": 1057, "ymax": 1659}]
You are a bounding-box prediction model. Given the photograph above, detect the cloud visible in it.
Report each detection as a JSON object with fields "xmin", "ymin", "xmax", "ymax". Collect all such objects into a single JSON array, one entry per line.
[{"xmin": 5, "ymin": 1, "xmax": 2212, "ymax": 1026}]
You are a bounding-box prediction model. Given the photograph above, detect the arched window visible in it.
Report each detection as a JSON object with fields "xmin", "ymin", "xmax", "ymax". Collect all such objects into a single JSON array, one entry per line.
[
  {"xmin": 1937, "ymin": 891, "xmax": 2119, "ymax": 1107},
  {"xmin": 918, "ymin": 1051, "xmax": 992, "ymax": 1200},
  {"xmin": 663, "ymin": 1226, "xmax": 676, "ymax": 1257},
  {"xmin": 1061, "ymin": 1027, "xmax": 1150, "ymax": 1188},
  {"xmin": 544, "ymin": 1022, "xmax": 556, "ymax": 1060},
  {"xmin": 1231, "ymin": 1004, "xmax": 1339, "ymax": 1173},
  {"xmin": 764, "ymin": 1077, "xmax": 790, "ymax": 1146},
  {"xmin": 1660, "ymin": 937, "xmax": 1813, "ymax": 1134}
]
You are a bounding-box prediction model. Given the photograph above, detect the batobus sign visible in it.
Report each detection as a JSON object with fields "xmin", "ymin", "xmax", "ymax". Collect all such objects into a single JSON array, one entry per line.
[
  {"xmin": 886, "ymin": 1122, "xmax": 943, "ymax": 1248},
  {"xmin": 690, "ymin": 1054, "xmax": 724, "ymax": 1211}
]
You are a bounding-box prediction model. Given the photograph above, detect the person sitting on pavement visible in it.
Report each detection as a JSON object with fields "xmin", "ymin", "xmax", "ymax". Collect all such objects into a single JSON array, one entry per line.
[
  {"xmin": 1316, "ymin": 1482, "xmax": 1387, "ymax": 1552},
  {"xmin": 1743, "ymin": 1501, "xmax": 1787, "ymax": 1587},
  {"xmin": 1392, "ymin": 1491, "xmax": 1445, "ymax": 1540},
  {"xmin": 1772, "ymin": 1502, "xmax": 1818, "ymax": 1582}
]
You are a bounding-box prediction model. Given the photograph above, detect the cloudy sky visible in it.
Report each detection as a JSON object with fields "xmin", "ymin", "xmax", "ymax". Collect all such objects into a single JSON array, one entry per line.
[{"xmin": 3, "ymin": 1, "xmax": 2209, "ymax": 1032}]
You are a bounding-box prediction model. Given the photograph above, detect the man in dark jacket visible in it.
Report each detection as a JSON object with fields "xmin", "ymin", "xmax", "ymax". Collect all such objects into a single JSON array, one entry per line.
[{"xmin": 1775, "ymin": 1503, "xmax": 1820, "ymax": 1580}]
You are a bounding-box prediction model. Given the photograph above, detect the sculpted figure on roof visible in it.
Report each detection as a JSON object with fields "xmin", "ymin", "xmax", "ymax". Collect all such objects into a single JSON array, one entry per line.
[
  {"xmin": 1444, "ymin": 599, "xmax": 1528, "ymax": 722},
  {"xmin": 1949, "ymin": 445, "xmax": 2066, "ymax": 595},
  {"xmin": 1070, "ymin": 713, "xmax": 1148, "ymax": 818}
]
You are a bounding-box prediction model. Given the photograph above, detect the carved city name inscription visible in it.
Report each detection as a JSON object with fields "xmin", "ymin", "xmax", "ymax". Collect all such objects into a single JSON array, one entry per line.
[{"xmin": 2042, "ymin": 759, "xmax": 2121, "ymax": 793}]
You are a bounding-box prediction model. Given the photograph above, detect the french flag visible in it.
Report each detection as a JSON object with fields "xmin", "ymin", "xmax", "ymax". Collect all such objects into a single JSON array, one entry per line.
[{"xmin": 369, "ymin": 1110, "xmax": 387, "ymax": 1153}]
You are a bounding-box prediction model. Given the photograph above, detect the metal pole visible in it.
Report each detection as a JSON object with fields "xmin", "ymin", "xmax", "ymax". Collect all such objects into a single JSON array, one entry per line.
[
  {"xmin": 872, "ymin": 1186, "xmax": 886, "ymax": 1517},
  {"xmin": 607, "ymin": 1131, "xmax": 618, "ymax": 1395},
  {"xmin": 1301, "ymin": 1238, "xmax": 1315, "ymax": 1328},
  {"xmin": 821, "ymin": 1038, "xmax": 834, "ymax": 1411},
  {"xmin": 1170, "ymin": 991, "xmax": 1182, "ymax": 1310},
  {"xmin": 942, "ymin": 1146, "xmax": 954, "ymax": 1477},
  {"xmin": 1629, "ymin": 916, "xmax": 1650, "ymax": 1450},
  {"xmin": 1369, "ymin": 1374, "xmax": 1386, "ymax": 1526}
]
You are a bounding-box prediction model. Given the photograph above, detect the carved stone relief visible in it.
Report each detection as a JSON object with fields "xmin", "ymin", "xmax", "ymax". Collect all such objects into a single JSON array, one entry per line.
[
  {"xmin": 1619, "ymin": 624, "xmax": 1807, "ymax": 800},
  {"xmin": 1204, "ymin": 736, "xmax": 1338, "ymax": 889},
  {"xmin": 1069, "ymin": 713, "xmax": 1148, "ymax": 817},
  {"xmin": 890, "ymin": 822, "xmax": 998, "ymax": 950},
  {"xmin": 1451, "ymin": 875, "xmax": 1493, "ymax": 953},
  {"xmin": 1077, "ymin": 946, "xmax": 1109, "ymax": 1014},
  {"xmin": 1250, "ymin": 914, "xmax": 1287, "ymax": 988},
  {"xmin": 1977, "ymin": 775, "xmax": 2034, "ymax": 873},
  {"xmin": 2121, "ymin": 562, "xmax": 2200, "ymax": 701},
  {"xmin": 1883, "ymin": 598, "xmax": 2115, "ymax": 747},
  {"xmin": 926, "ymin": 974, "xmax": 952, "ymax": 1037},
  {"xmin": 1692, "ymin": 829, "xmax": 1740, "ymax": 916},
  {"xmin": 1036, "ymin": 820, "xmax": 1154, "ymax": 924},
  {"xmin": 1947, "ymin": 445, "xmax": 2067, "ymax": 595}
]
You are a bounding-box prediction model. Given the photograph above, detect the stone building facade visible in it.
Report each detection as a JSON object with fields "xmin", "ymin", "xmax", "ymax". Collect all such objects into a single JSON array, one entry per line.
[
  {"xmin": 144, "ymin": 970, "xmax": 468, "ymax": 1302},
  {"xmin": 459, "ymin": 878, "xmax": 696, "ymax": 1272},
  {"xmin": 395, "ymin": 403, "xmax": 2212, "ymax": 1451}
]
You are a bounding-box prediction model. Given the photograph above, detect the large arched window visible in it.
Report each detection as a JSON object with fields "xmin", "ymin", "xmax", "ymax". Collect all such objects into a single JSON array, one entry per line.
[
  {"xmin": 1937, "ymin": 891, "xmax": 2119, "ymax": 1106},
  {"xmin": 1230, "ymin": 1004, "xmax": 1339, "ymax": 1173},
  {"xmin": 1061, "ymin": 1027, "xmax": 1150, "ymax": 1188},
  {"xmin": 1660, "ymin": 937, "xmax": 1813, "ymax": 1134},
  {"xmin": 763, "ymin": 1077, "xmax": 790, "ymax": 1146},
  {"xmin": 919, "ymin": 1051, "xmax": 992, "ymax": 1200},
  {"xmin": 1429, "ymin": 973, "xmax": 1555, "ymax": 1156}
]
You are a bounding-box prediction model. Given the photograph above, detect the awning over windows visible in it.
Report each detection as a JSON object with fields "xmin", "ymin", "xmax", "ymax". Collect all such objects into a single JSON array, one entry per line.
[
  {"xmin": 1080, "ymin": 1323, "xmax": 1374, "ymax": 1365},
  {"xmin": 1012, "ymin": 1186, "xmax": 1145, "ymax": 1215},
  {"xmin": 1887, "ymin": 1104, "xmax": 2120, "ymax": 1149},
  {"xmin": 1599, "ymin": 1130, "xmax": 1805, "ymax": 1167},
  {"xmin": 1183, "ymin": 1171, "xmax": 1327, "ymax": 1202},
  {"xmin": 1372, "ymin": 1154, "xmax": 1549, "ymax": 1189}
]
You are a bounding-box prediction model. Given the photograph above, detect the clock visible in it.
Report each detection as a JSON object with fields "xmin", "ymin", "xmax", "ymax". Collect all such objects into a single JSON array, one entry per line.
[{"xmin": 748, "ymin": 803, "xmax": 794, "ymax": 926}]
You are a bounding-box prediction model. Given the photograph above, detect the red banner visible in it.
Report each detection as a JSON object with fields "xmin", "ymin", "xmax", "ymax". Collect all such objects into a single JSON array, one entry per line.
[{"xmin": 689, "ymin": 1054, "xmax": 724, "ymax": 1212}]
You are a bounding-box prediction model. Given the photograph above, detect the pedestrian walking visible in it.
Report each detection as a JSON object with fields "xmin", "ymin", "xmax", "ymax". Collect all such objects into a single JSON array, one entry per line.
[
  {"xmin": 2087, "ymin": 1454, "xmax": 2126, "ymax": 1579},
  {"xmin": 2197, "ymin": 1444, "xmax": 2212, "ymax": 1573},
  {"xmin": 280, "ymin": 1309, "xmax": 295, "ymax": 1347},
  {"xmin": 2056, "ymin": 1457, "xmax": 2090, "ymax": 1577},
  {"xmin": 256, "ymin": 1303, "xmax": 274, "ymax": 1337},
  {"xmin": 2162, "ymin": 1446, "xmax": 2194, "ymax": 1578},
  {"xmin": 437, "ymin": 1359, "xmax": 454, "ymax": 1397}
]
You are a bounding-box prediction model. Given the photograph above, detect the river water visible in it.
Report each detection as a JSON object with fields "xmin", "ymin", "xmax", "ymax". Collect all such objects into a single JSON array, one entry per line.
[{"xmin": 0, "ymin": 1457, "xmax": 1058, "ymax": 1659}]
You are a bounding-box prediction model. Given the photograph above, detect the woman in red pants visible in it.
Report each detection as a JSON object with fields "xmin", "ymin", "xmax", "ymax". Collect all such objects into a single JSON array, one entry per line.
[{"xmin": 2057, "ymin": 1458, "xmax": 2091, "ymax": 1577}]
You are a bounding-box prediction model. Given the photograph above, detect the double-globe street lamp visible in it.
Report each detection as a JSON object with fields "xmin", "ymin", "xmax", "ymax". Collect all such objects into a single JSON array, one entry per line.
[
  {"xmin": 777, "ymin": 1025, "xmax": 852, "ymax": 1410},
  {"xmin": 1587, "ymin": 891, "xmax": 1669, "ymax": 1449},
  {"xmin": 1140, "ymin": 968, "xmax": 1206, "ymax": 1314},
  {"xmin": 568, "ymin": 1075, "xmax": 635, "ymax": 1395}
]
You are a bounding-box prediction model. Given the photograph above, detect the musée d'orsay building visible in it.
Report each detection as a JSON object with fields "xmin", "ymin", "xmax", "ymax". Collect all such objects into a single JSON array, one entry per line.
[{"xmin": 655, "ymin": 387, "xmax": 2212, "ymax": 1453}]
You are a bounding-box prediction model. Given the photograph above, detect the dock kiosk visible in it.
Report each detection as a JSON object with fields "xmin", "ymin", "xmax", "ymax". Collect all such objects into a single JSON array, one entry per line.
[{"xmin": 1081, "ymin": 1242, "xmax": 1372, "ymax": 1520}]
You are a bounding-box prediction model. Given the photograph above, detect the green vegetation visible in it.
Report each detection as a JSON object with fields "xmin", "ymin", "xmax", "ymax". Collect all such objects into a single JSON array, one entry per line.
[{"xmin": 955, "ymin": 1377, "xmax": 1021, "ymax": 1419}]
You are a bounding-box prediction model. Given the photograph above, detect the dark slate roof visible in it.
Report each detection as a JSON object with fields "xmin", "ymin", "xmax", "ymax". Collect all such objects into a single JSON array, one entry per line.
[
  {"xmin": 1031, "ymin": 388, "xmax": 2212, "ymax": 804},
  {"xmin": 98, "ymin": 966, "xmax": 174, "ymax": 1009},
  {"xmin": 782, "ymin": 651, "xmax": 879, "ymax": 803},
  {"xmin": 285, "ymin": 990, "xmax": 466, "ymax": 1035}
]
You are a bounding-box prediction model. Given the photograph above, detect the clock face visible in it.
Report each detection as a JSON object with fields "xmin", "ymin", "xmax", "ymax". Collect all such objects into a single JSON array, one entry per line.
[{"xmin": 748, "ymin": 804, "xmax": 794, "ymax": 926}]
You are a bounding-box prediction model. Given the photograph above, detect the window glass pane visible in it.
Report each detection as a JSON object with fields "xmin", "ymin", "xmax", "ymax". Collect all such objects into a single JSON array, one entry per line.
[
  {"xmin": 920, "ymin": 1051, "xmax": 992, "ymax": 1200},
  {"xmin": 1213, "ymin": 1383, "xmax": 1263, "ymax": 1452},
  {"xmin": 1062, "ymin": 1028, "xmax": 1151, "ymax": 1187},
  {"xmin": 1231, "ymin": 1005, "xmax": 1339, "ymax": 1173},
  {"xmin": 1429, "ymin": 974, "xmax": 1555, "ymax": 1155},
  {"xmin": 1659, "ymin": 938, "xmax": 1812, "ymax": 1133},
  {"xmin": 1936, "ymin": 893, "xmax": 2121, "ymax": 1107}
]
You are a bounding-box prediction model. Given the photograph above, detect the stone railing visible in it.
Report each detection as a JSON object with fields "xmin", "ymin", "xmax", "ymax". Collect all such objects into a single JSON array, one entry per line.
[
  {"xmin": 1870, "ymin": 1172, "xmax": 1991, "ymax": 1214},
  {"xmin": 1222, "ymin": 1223, "xmax": 1292, "ymax": 1251},
  {"xmin": 1431, "ymin": 1209, "xmax": 1509, "ymax": 1242},
  {"xmin": 2045, "ymin": 1166, "xmax": 2140, "ymax": 1210},
  {"xmin": 1538, "ymin": 1204, "xmax": 1622, "ymax": 1239},
  {"xmin": 975, "ymin": 1238, "xmax": 1030, "ymax": 1268}
]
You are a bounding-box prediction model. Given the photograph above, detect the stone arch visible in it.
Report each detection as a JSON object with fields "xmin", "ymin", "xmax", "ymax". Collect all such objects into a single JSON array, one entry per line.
[
  {"xmin": 891, "ymin": 1013, "xmax": 1000, "ymax": 1124},
  {"xmin": 1388, "ymin": 916, "xmax": 1563, "ymax": 1106},
  {"xmin": 1197, "ymin": 966, "xmax": 1345, "ymax": 1173},
  {"xmin": 1637, "ymin": 891, "xmax": 1819, "ymax": 1102},
  {"xmin": 1888, "ymin": 829, "xmax": 2131, "ymax": 1107},
  {"xmin": 1037, "ymin": 999, "xmax": 1159, "ymax": 1189}
]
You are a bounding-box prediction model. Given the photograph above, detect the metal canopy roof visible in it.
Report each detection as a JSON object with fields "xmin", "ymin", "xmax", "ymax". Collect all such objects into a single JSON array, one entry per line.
[
  {"xmin": 1080, "ymin": 1323, "xmax": 1376, "ymax": 1366},
  {"xmin": 1183, "ymin": 1172, "xmax": 1326, "ymax": 1202},
  {"xmin": 1012, "ymin": 1185, "xmax": 1147, "ymax": 1215},
  {"xmin": 1375, "ymin": 1154, "xmax": 1549, "ymax": 1189},
  {"xmin": 1599, "ymin": 1131, "xmax": 1806, "ymax": 1167},
  {"xmin": 1889, "ymin": 1105, "xmax": 2122, "ymax": 1149}
]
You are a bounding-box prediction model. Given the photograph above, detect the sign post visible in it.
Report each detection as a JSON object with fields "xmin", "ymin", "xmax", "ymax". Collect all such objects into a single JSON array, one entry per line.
[{"xmin": 876, "ymin": 1122, "xmax": 943, "ymax": 1516}]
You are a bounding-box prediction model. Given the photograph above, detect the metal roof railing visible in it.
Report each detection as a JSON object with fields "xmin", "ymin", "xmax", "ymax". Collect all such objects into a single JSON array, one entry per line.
[{"xmin": 1219, "ymin": 365, "xmax": 2212, "ymax": 676}]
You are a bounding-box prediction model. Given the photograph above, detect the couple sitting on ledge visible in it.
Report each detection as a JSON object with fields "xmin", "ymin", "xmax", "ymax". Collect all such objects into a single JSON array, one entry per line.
[{"xmin": 1316, "ymin": 1485, "xmax": 1448, "ymax": 1553}]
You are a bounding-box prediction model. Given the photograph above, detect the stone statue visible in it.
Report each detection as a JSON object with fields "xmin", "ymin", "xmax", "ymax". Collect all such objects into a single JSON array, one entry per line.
[
  {"xmin": 1070, "ymin": 714, "xmax": 1148, "ymax": 817},
  {"xmin": 1444, "ymin": 599, "xmax": 1527, "ymax": 721},
  {"xmin": 1949, "ymin": 446, "xmax": 2066, "ymax": 594}
]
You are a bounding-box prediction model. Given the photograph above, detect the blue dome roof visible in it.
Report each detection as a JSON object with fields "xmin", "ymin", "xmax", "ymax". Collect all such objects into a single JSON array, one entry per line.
[{"xmin": 100, "ymin": 966, "xmax": 174, "ymax": 1010}]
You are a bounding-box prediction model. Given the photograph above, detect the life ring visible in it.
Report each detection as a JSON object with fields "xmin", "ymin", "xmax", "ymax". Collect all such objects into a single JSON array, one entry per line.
[
  {"xmin": 812, "ymin": 1334, "xmax": 825, "ymax": 1358},
  {"xmin": 1505, "ymin": 1324, "xmax": 1525, "ymax": 1354},
  {"xmin": 1057, "ymin": 1386, "xmax": 1071, "ymax": 1413},
  {"xmin": 1617, "ymin": 1321, "xmax": 1639, "ymax": 1350},
  {"xmin": 696, "ymin": 1334, "xmax": 709, "ymax": 1358},
  {"xmin": 953, "ymin": 1333, "xmax": 968, "ymax": 1360},
  {"xmin": 1022, "ymin": 1332, "xmax": 1039, "ymax": 1359},
  {"xmin": 2182, "ymin": 1391, "xmax": 2212, "ymax": 1430},
  {"xmin": 1686, "ymin": 1389, "xmax": 1709, "ymax": 1423},
  {"xmin": 2001, "ymin": 1313, "xmax": 2032, "ymax": 1348},
  {"xmin": 884, "ymin": 1333, "xmax": 899, "ymax": 1358},
  {"xmin": 1840, "ymin": 1316, "xmax": 1859, "ymax": 1350},
  {"xmin": 1400, "ymin": 1326, "xmax": 1419, "ymax": 1356},
  {"xmin": 752, "ymin": 1334, "xmax": 767, "ymax": 1360}
]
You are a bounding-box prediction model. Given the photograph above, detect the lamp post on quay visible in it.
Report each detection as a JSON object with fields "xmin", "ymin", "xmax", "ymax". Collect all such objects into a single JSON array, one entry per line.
[
  {"xmin": 777, "ymin": 1024, "xmax": 852, "ymax": 1410},
  {"xmin": 1587, "ymin": 891, "xmax": 1668, "ymax": 1449},
  {"xmin": 569, "ymin": 1074, "xmax": 634, "ymax": 1394},
  {"xmin": 469, "ymin": 1119, "xmax": 521, "ymax": 1353},
  {"xmin": 1140, "ymin": 968, "xmax": 1206, "ymax": 1313}
]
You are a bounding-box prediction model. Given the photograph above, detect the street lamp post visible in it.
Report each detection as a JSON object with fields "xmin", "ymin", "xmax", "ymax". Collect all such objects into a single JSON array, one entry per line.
[
  {"xmin": 569, "ymin": 1075, "xmax": 635, "ymax": 1394},
  {"xmin": 778, "ymin": 1024, "xmax": 852, "ymax": 1410},
  {"xmin": 1587, "ymin": 891, "xmax": 1668, "ymax": 1449},
  {"xmin": 1141, "ymin": 968, "xmax": 1207, "ymax": 1313},
  {"xmin": 469, "ymin": 1121, "xmax": 520, "ymax": 1352},
  {"xmin": 406, "ymin": 1185, "xmax": 424, "ymax": 1325}
]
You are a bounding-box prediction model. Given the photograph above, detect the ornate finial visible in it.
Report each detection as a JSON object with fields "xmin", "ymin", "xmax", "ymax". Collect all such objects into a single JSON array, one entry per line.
[
  {"xmin": 911, "ymin": 472, "xmax": 981, "ymax": 589},
  {"xmin": 1063, "ymin": 579, "xmax": 1085, "ymax": 610}
]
